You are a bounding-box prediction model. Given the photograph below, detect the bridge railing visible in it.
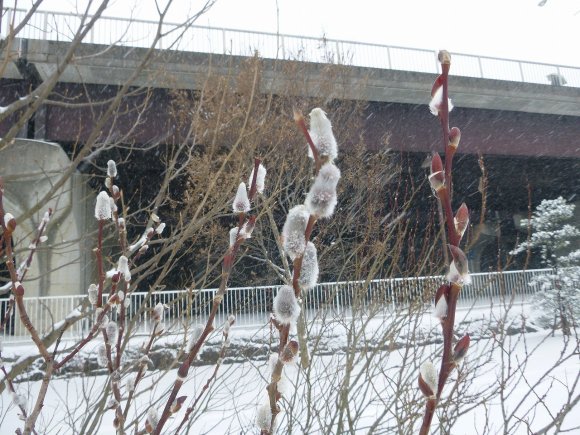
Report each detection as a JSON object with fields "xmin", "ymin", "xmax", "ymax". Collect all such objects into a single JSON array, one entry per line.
[
  {"xmin": 2, "ymin": 7, "xmax": 579, "ymax": 88},
  {"xmin": 1, "ymin": 268, "xmax": 551, "ymax": 344}
]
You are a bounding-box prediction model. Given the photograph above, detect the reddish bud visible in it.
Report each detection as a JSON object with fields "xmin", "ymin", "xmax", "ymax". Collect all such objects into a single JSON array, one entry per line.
[
  {"xmin": 453, "ymin": 334, "xmax": 471, "ymax": 363},
  {"xmin": 449, "ymin": 127, "xmax": 461, "ymax": 149},
  {"xmin": 454, "ymin": 203, "xmax": 469, "ymax": 240},
  {"xmin": 170, "ymin": 396, "xmax": 187, "ymax": 414},
  {"xmin": 448, "ymin": 245, "xmax": 469, "ymax": 278},
  {"xmin": 433, "ymin": 284, "xmax": 450, "ymax": 319},
  {"xmin": 418, "ymin": 373, "xmax": 435, "ymax": 398},
  {"xmin": 418, "ymin": 362, "xmax": 438, "ymax": 398},
  {"xmin": 438, "ymin": 50, "xmax": 451, "ymax": 65},
  {"xmin": 293, "ymin": 108, "xmax": 304, "ymax": 124},
  {"xmin": 14, "ymin": 281, "xmax": 25, "ymax": 297},
  {"xmin": 4, "ymin": 213, "xmax": 16, "ymax": 232},
  {"xmin": 431, "ymin": 75, "xmax": 444, "ymax": 97},
  {"xmin": 280, "ymin": 340, "xmax": 299, "ymax": 363},
  {"xmin": 429, "ymin": 153, "xmax": 445, "ymax": 191}
]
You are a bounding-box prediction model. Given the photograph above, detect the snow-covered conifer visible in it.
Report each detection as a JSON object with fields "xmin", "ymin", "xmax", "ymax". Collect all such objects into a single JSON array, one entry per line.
[{"xmin": 510, "ymin": 197, "xmax": 580, "ymax": 334}]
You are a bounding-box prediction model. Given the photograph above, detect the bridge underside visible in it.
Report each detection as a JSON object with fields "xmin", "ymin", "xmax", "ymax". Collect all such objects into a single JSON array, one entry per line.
[{"xmin": 1, "ymin": 80, "xmax": 579, "ymax": 160}]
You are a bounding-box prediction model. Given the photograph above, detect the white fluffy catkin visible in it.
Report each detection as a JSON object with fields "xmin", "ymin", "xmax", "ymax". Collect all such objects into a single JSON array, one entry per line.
[
  {"xmin": 117, "ymin": 255, "xmax": 131, "ymax": 282},
  {"xmin": 420, "ymin": 361, "xmax": 438, "ymax": 395},
  {"xmin": 105, "ymin": 321, "xmax": 118, "ymax": 345},
  {"xmin": 97, "ymin": 344, "xmax": 108, "ymax": 367},
  {"xmin": 248, "ymin": 163, "xmax": 267, "ymax": 194},
  {"xmin": 107, "ymin": 160, "xmax": 117, "ymax": 177},
  {"xmin": 273, "ymin": 285, "xmax": 300, "ymax": 325},
  {"xmin": 308, "ymin": 108, "xmax": 338, "ymax": 161},
  {"xmin": 297, "ymin": 242, "xmax": 319, "ymax": 290},
  {"xmin": 305, "ymin": 163, "xmax": 341, "ymax": 218},
  {"xmin": 282, "ymin": 205, "xmax": 310, "ymax": 260},
  {"xmin": 94, "ymin": 191, "xmax": 112, "ymax": 220},
  {"xmin": 87, "ymin": 283, "xmax": 98, "ymax": 305},
  {"xmin": 233, "ymin": 182, "xmax": 251, "ymax": 213},
  {"xmin": 256, "ymin": 401, "xmax": 274, "ymax": 431}
]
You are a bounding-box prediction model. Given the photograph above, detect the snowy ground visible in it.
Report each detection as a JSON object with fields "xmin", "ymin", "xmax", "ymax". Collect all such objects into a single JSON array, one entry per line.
[{"xmin": 1, "ymin": 302, "xmax": 578, "ymax": 434}]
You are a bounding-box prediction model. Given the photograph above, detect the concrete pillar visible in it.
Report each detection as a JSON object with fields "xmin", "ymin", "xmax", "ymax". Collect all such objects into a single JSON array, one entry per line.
[{"xmin": 0, "ymin": 138, "xmax": 94, "ymax": 298}]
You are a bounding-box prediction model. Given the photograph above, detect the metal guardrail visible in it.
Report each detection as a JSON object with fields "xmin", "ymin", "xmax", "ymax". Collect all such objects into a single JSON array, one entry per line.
[
  {"xmin": 1, "ymin": 269, "xmax": 551, "ymax": 344},
  {"xmin": 2, "ymin": 8, "xmax": 579, "ymax": 88}
]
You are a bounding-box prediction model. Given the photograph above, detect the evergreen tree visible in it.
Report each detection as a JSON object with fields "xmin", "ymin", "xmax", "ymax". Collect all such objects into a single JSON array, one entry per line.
[{"xmin": 511, "ymin": 197, "xmax": 580, "ymax": 335}]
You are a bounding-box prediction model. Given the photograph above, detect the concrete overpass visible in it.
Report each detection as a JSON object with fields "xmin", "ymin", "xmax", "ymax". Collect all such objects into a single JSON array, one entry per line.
[{"xmin": 1, "ymin": 37, "xmax": 579, "ymax": 159}]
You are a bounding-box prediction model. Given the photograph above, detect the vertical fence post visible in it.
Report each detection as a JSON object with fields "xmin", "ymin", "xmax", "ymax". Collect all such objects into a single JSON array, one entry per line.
[{"xmin": 222, "ymin": 28, "xmax": 227, "ymax": 54}]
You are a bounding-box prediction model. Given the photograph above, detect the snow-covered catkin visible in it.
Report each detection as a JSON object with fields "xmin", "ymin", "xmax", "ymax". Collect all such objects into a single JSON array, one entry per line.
[
  {"xmin": 248, "ymin": 163, "xmax": 267, "ymax": 194},
  {"xmin": 305, "ymin": 162, "xmax": 341, "ymax": 218},
  {"xmin": 233, "ymin": 182, "xmax": 250, "ymax": 213},
  {"xmin": 297, "ymin": 242, "xmax": 319, "ymax": 290},
  {"xmin": 94, "ymin": 192, "xmax": 112, "ymax": 221},
  {"xmin": 282, "ymin": 205, "xmax": 310, "ymax": 259},
  {"xmin": 273, "ymin": 285, "xmax": 300, "ymax": 325},
  {"xmin": 308, "ymin": 108, "xmax": 338, "ymax": 161}
]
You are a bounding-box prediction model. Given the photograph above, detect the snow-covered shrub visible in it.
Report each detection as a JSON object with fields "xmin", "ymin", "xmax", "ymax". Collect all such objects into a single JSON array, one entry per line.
[{"xmin": 511, "ymin": 197, "xmax": 580, "ymax": 334}]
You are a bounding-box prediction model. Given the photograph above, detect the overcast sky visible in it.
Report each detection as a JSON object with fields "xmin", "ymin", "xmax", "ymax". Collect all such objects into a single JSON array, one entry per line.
[{"xmin": 9, "ymin": 0, "xmax": 580, "ymax": 67}]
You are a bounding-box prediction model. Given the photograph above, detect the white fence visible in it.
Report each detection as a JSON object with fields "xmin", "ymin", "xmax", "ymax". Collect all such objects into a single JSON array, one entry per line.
[
  {"xmin": 2, "ymin": 8, "xmax": 579, "ymax": 88},
  {"xmin": 1, "ymin": 269, "xmax": 552, "ymax": 344}
]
